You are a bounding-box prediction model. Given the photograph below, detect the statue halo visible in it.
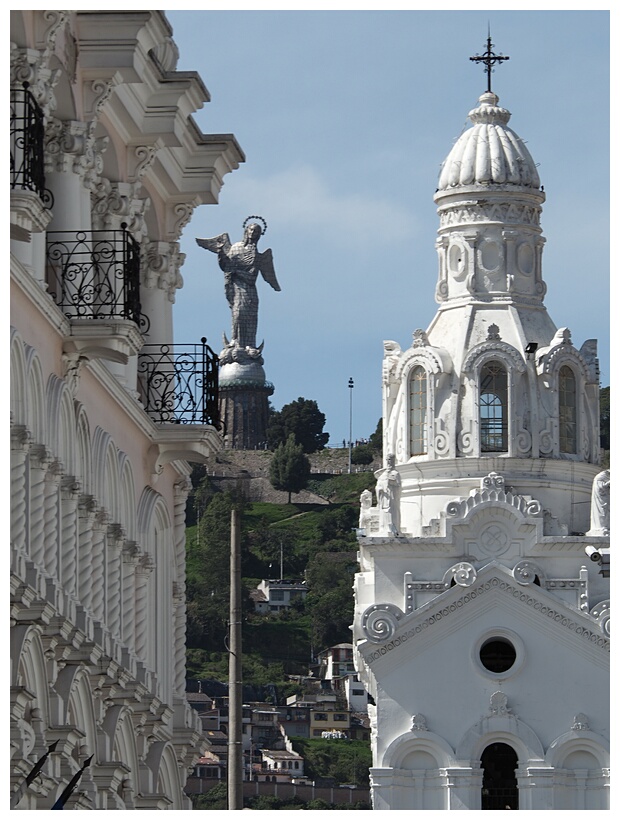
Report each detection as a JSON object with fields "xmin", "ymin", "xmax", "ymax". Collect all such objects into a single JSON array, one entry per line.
[{"xmin": 243, "ymin": 215, "xmax": 267, "ymax": 235}]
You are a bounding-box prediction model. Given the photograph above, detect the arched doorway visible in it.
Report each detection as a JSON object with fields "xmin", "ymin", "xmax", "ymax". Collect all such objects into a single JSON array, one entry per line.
[{"xmin": 481, "ymin": 742, "xmax": 518, "ymax": 809}]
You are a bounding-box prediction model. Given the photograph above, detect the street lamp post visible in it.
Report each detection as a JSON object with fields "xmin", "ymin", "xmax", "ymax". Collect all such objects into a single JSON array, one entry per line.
[{"xmin": 348, "ymin": 377, "xmax": 354, "ymax": 474}]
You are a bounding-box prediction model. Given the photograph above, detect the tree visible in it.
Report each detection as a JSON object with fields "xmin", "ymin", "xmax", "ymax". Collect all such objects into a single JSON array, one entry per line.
[
  {"xmin": 351, "ymin": 445, "xmax": 374, "ymax": 465},
  {"xmin": 267, "ymin": 397, "xmax": 329, "ymax": 453},
  {"xmin": 269, "ymin": 434, "xmax": 311, "ymax": 503},
  {"xmin": 600, "ymin": 386, "xmax": 610, "ymax": 451},
  {"xmin": 186, "ymin": 490, "xmax": 250, "ymax": 652},
  {"xmin": 369, "ymin": 418, "xmax": 383, "ymax": 452}
]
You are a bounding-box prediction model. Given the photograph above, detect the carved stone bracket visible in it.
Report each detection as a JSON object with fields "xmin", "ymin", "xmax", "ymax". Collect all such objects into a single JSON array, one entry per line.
[
  {"xmin": 143, "ymin": 241, "xmax": 185, "ymax": 301},
  {"xmin": 61, "ymin": 351, "xmax": 88, "ymax": 396},
  {"xmin": 92, "ymin": 179, "xmax": 149, "ymax": 237},
  {"xmin": 128, "ymin": 144, "xmax": 161, "ymax": 183},
  {"xmin": 44, "ymin": 117, "xmax": 108, "ymax": 187},
  {"xmin": 10, "ymin": 44, "xmax": 60, "ymax": 117}
]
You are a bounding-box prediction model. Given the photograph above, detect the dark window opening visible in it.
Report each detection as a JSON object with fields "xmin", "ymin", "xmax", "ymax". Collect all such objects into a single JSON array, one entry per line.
[
  {"xmin": 559, "ymin": 365, "xmax": 577, "ymax": 453},
  {"xmin": 481, "ymin": 743, "xmax": 518, "ymax": 810},
  {"xmin": 479, "ymin": 638, "xmax": 516, "ymax": 673},
  {"xmin": 480, "ymin": 362, "xmax": 508, "ymax": 452}
]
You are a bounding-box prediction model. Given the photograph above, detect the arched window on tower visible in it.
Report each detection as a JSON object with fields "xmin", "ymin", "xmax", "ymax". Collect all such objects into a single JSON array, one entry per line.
[
  {"xmin": 409, "ymin": 365, "xmax": 427, "ymax": 456},
  {"xmin": 559, "ymin": 365, "xmax": 577, "ymax": 454},
  {"xmin": 480, "ymin": 361, "xmax": 508, "ymax": 453}
]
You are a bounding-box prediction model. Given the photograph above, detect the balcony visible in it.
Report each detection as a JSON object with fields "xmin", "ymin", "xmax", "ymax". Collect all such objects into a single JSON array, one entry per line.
[
  {"xmin": 10, "ymin": 83, "xmax": 53, "ymax": 239},
  {"xmin": 138, "ymin": 339, "xmax": 223, "ymax": 466},
  {"xmin": 46, "ymin": 227, "xmax": 146, "ymax": 363}
]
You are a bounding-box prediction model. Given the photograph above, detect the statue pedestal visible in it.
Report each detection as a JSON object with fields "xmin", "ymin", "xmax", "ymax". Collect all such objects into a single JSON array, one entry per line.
[
  {"xmin": 218, "ymin": 361, "xmax": 273, "ymax": 450},
  {"xmin": 219, "ymin": 382, "xmax": 273, "ymax": 450}
]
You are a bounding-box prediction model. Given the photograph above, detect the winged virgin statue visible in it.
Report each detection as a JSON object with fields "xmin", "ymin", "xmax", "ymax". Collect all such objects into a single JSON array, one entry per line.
[{"xmin": 196, "ymin": 217, "xmax": 280, "ymax": 352}]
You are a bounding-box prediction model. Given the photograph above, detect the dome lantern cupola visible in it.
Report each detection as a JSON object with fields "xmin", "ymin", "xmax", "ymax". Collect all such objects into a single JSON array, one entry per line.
[{"xmin": 437, "ymin": 91, "xmax": 541, "ymax": 191}]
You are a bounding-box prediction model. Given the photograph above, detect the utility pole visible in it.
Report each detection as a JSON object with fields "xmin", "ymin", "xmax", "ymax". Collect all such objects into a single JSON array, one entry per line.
[
  {"xmin": 348, "ymin": 377, "xmax": 354, "ymax": 474},
  {"xmin": 228, "ymin": 506, "xmax": 243, "ymax": 810}
]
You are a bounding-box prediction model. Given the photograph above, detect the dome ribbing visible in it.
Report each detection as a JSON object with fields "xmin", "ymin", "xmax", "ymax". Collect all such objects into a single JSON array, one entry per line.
[{"xmin": 437, "ymin": 92, "xmax": 540, "ymax": 190}]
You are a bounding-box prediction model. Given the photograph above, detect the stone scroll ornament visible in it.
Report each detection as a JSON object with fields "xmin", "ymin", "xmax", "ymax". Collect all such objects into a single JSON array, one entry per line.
[
  {"xmin": 196, "ymin": 216, "xmax": 280, "ymax": 364},
  {"xmin": 362, "ymin": 603, "xmax": 404, "ymax": 644}
]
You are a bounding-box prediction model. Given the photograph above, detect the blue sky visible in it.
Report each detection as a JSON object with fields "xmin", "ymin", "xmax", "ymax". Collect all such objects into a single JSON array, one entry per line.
[{"xmin": 166, "ymin": 9, "xmax": 610, "ymax": 447}]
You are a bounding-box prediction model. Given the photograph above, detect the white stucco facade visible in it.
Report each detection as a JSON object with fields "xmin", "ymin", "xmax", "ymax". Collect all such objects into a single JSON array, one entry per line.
[
  {"xmin": 353, "ymin": 90, "xmax": 609, "ymax": 810},
  {"xmin": 10, "ymin": 11, "xmax": 243, "ymax": 809}
]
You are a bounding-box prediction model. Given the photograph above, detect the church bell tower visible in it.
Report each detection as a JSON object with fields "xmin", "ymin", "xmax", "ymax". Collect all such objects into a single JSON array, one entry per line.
[{"xmin": 353, "ymin": 39, "xmax": 609, "ymax": 811}]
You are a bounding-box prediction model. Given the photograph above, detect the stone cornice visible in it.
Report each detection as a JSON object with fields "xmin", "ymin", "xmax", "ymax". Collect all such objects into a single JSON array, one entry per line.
[{"xmin": 359, "ymin": 564, "xmax": 609, "ymax": 671}]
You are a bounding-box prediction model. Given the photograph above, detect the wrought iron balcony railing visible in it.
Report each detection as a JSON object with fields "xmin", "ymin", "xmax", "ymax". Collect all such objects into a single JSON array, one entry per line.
[
  {"xmin": 138, "ymin": 339, "xmax": 221, "ymax": 427},
  {"xmin": 10, "ymin": 83, "xmax": 53, "ymax": 207},
  {"xmin": 46, "ymin": 226, "xmax": 148, "ymax": 331}
]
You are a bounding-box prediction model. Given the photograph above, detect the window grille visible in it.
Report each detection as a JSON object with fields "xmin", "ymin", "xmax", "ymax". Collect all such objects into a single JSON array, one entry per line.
[
  {"xmin": 409, "ymin": 365, "xmax": 428, "ymax": 455},
  {"xmin": 480, "ymin": 362, "xmax": 508, "ymax": 452},
  {"xmin": 559, "ymin": 365, "xmax": 577, "ymax": 453}
]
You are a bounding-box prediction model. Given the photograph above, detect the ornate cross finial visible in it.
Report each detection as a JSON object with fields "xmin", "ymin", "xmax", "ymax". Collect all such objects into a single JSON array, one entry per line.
[{"xmin": 470, "ymin": 30, "xmax": 509, "ymax": 93}]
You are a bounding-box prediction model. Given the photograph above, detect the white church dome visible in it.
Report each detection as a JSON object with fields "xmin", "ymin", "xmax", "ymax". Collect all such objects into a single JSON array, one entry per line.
[{"xmin": 437, "ymin": 92, "xmax": 540, "ymax": 190}]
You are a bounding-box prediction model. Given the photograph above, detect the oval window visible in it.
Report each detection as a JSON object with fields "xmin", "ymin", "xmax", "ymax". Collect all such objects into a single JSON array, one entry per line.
[
  {"xmin": 517, "ymin": 242, "xmax": 534, "ymax": 275},
  {"xmin": 480, "ymin": 240, "xmax": 500, "ymax": 272},
  {"xmin": 449, "ymin": 242, "xmax": 465, "ymax": 276},
  {"xmin": 479, "ymin": 638, "xmax": 516, "ymax": 673}
]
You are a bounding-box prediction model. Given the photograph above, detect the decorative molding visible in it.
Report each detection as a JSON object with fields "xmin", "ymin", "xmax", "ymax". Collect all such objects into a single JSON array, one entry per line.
[
  {"xmin": 489, "ymin": 691, "xmax": 511, "ymax": 716},
  {"xmin": 394, "ymin": 343, "xmax": 451, "ymax": 381},
  {"xmin": 462, "ymin": 339, "xmax": 526, "ymax": 375},
  {"xmin": 443, "ymin": 562, "xmax": 477, "ymax": 588},
  {"xmin": 537, "ymin": 330, "xmax": 589, "ymax": 382},
  {"xmin": 362, "ymin": 574, "xmax": 609, "ymax": 667},
  {"xmin": 512, "ymin": 560, "xmax": 542, "ymax": 586},
  {"xmin": 590, "ymin": 600, "xmax": 610, "ymax": 636},
  {"xmin": 412, "ymin": 329, "xmax": 429, "ymax": 347},
  {"xmin": 149, "ymin": 38, "xmax": 179, "ymax": 73},
  {"xmin": 91, "ymin": 179, "xmax": 149, "ymax": 236},
  {"xmin": 571, "ymin": 713, "xmax": 590, "ymax": 732},
  {"xmin": 129, "ymin": 144, "xmax": 160, "ymax": 183},
  {"xmin": 10, "ymin": 44, "xmax": 60, "ymax": 117},
  {"xmin": 143, "ymin": 241, "xmax": 185, "ymax": 301},
  {"xmin": 486, "ymin": 323, "xmax": 501, "ymax": 341},
  {"xmin": 445, "ymin": 472, "xmax": 542, "ymax": 520},
  {"xmin": 44, "ymin": 118, "xmax": 109, "ymax": 187},
  {"xmin": 362, "ymin": 603, "xmax": 404, "ymax": 644},
  {"xmin": 433, "ymin": 418, "xmax": 450, "ymax": 457},
  {"xmin": 411, "ymin": 714, "xmax": 428, "ymax": 731},
  {"xmin": 437, "ymin": 202, "xmax": 541, "ymax": 229},
  {"xmin": 61, "ymin": 352, "xmax": 88, "ymax": 396},
  {"xmin": 172, "ymin": 201, "xmax": 196, "ymax": 239}
]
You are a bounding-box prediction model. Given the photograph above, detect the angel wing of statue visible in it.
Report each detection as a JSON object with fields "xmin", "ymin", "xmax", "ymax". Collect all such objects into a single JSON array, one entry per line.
[
  {"xmin": 257, "ymin": 248, "xmax": 281, "ymax": 291},
  {"xmin": 196, "ymin": 233, "xmax": 231, "ymax": 258}
]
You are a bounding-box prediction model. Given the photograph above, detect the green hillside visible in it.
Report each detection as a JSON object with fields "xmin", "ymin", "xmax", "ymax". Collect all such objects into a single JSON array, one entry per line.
[{"xmin": 184, "ymin": 470, "xmax": 376, "ymax": 687}]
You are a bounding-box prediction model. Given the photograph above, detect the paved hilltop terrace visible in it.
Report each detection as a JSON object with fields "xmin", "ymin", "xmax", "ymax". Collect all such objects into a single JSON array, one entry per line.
[{"xmin": 197, "ymin": 448, "xmax": 380, "ymax": 505}]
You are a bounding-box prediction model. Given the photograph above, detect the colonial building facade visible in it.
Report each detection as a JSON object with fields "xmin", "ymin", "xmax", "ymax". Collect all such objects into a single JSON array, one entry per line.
[
  {"xmin": 353, "ymin": 82, "xmax": 609, "ymax": 809},
  {"xmin": 10, "ymin": 11, "xmax": 242, "ymax": 808}
]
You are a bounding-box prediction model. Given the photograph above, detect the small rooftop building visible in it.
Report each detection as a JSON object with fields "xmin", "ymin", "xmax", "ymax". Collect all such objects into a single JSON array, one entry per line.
[{"xmin": 252, "ymin": 578, "xmax": 308, "ymax": 614}]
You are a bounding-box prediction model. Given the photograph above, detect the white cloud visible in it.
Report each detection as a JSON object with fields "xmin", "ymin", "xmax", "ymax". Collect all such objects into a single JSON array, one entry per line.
[{"xmin": 223, "ymin": 165, "xmax": 417, "ymax": 246}]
